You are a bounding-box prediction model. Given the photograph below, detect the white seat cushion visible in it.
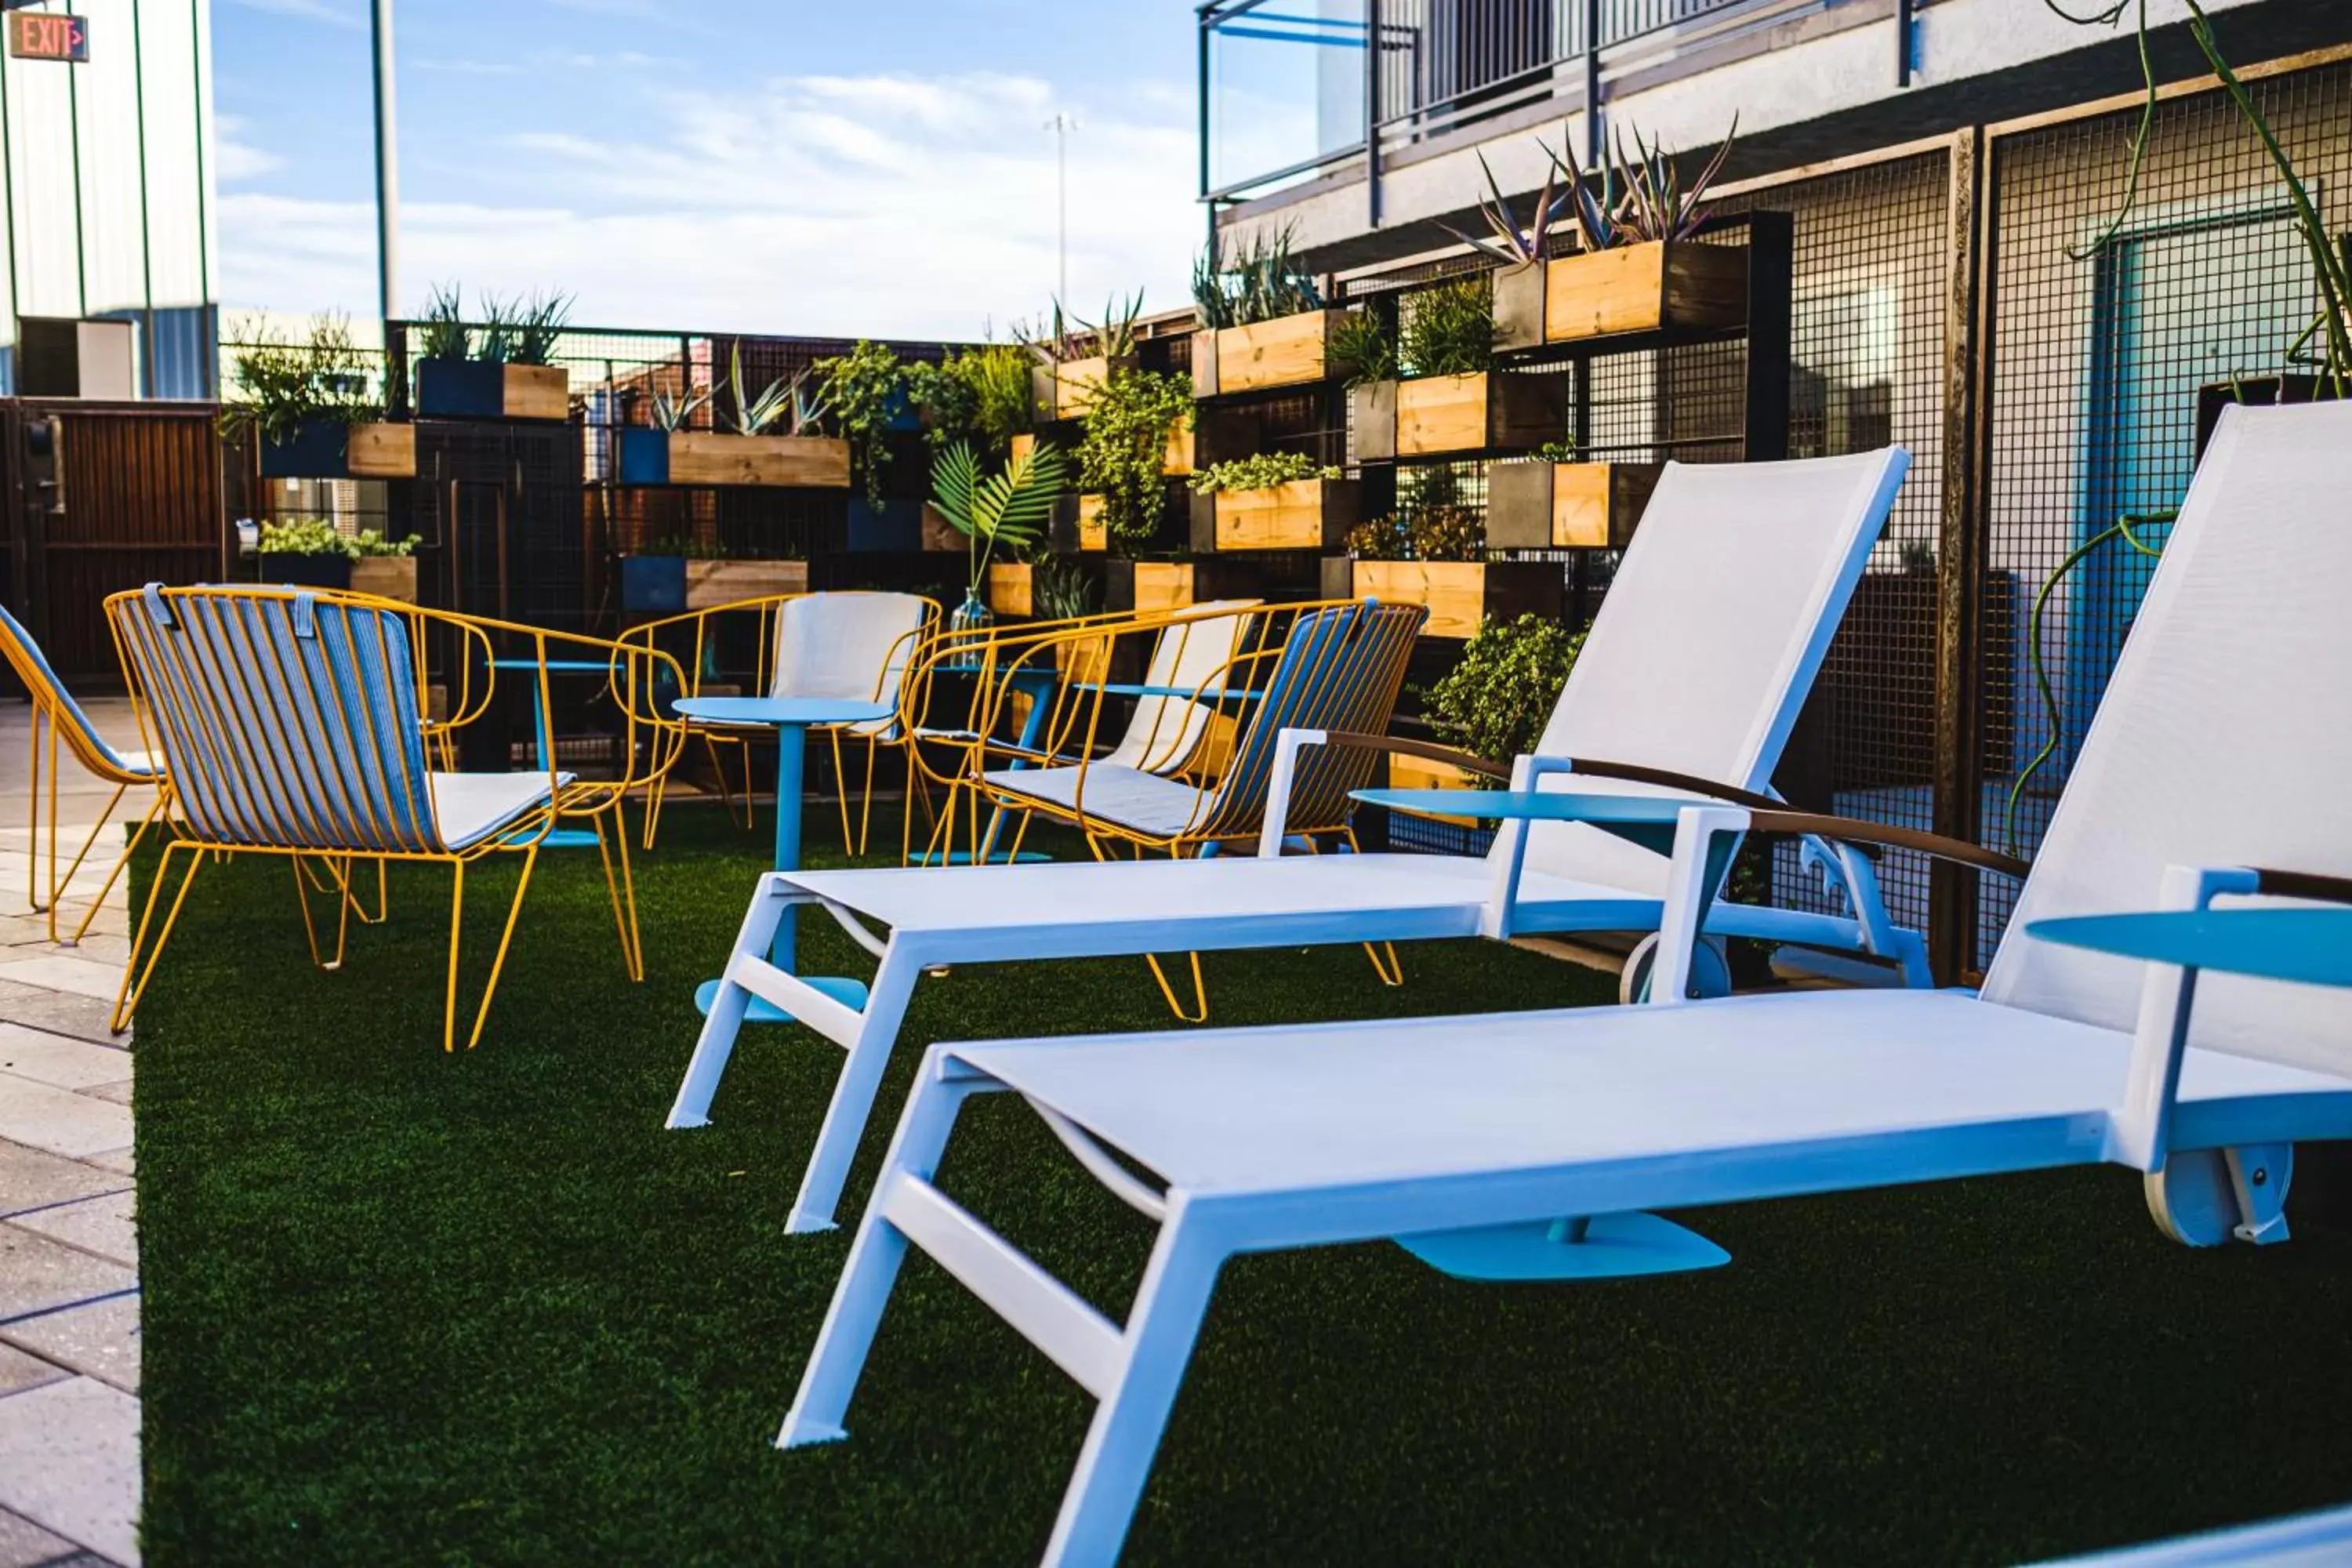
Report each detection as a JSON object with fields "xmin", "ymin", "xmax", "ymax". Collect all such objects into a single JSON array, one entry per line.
[
  {"xmin": 982, "ymin": 763, "xmax": 1210, "ymax": 840},
  {"xmin": 431, "ymin": 771, "xmax": 569, "ymax": 851}
]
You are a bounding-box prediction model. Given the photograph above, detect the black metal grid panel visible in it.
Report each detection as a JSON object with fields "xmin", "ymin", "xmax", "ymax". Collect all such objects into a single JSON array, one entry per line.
[
  {"xmin": 1979, "ymin": 64, "xmax": 2352, "ymax": 966},
  {"xmin": 1711, "ymin": 153, "xmax": 1952, "ymax": 944}
]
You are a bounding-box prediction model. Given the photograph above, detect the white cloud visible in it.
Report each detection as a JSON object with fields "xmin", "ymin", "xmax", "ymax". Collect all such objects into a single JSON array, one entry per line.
[
  {"xmin": 225, "ymin": 0, "xmax": 363, "ymax": 28},
  {"xmin": 215, "ymin": 114, "xmax": 285, "ymax": 182},
  {"xmin": 220, "ymin": 68, "xmax": 1220, "ymax": 340}
]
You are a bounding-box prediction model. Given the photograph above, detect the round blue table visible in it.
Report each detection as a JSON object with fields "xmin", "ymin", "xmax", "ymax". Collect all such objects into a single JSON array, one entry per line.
[
  {"xmin": 676, "ymin": 695, "xmax": 895, "ymax": 1022},
  {"xmin": 2028, "ymin": 906, "xmax": 2352, "ymax": 990}
]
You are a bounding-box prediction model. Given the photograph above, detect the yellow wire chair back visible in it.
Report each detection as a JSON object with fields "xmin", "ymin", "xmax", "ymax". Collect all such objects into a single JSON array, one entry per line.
[{"xmin": 0, "ymin": 601, "xmax": 158, "ymax": 787}]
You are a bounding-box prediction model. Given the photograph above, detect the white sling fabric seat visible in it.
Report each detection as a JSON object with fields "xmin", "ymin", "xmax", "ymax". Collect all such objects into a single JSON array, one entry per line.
[
  {"xmin": 769, "ymin": 591, "xmax": 930, "ymax": 739},
  {"xmin": 778, "ymin": 402, "xmax": 2352, "ymax": 1567},
  {"xmin": 669, "ymin": 448, "xmax": 1915, "ymax": 1236}
]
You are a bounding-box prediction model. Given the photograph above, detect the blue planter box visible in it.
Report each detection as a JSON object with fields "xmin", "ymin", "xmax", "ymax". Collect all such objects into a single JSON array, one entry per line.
[
  {"xmin": 257, "ymin": 420, "xmax": 351, "ymax": 479},
  {"xmin": 846, "ymin": 499, "xmax": 922, "ymax": 553},
  {"xmin": 416, "ymin": 358, "xmax": 505, "ymax": 419},
  {"xmin": 616, "ymin": 427, "xmax": 671, "ymax": 485},
  {"xmin": 620, "ymin": 555, "xmax": 688, "ymax": 614},
  {"xmin": 260, "ymin": 552, "xmax": 353, "ymax": 591}
]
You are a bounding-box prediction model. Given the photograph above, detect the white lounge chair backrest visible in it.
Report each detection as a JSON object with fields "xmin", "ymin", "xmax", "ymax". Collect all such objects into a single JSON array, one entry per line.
[
  {"xmin": 1099, "ymin": 601, "xmax": 1259, "ymax": 774},
  {"xmin": 1982, "ymin": 401, "xmax": 2352, "ymax": 1076},
  {"xmin": 1509, "ymin": 448, "xmax": 1909, "ymax": 896},
  {"xmin": 769, "ymin": 591, "xmax": 929, "ymax": 735}
]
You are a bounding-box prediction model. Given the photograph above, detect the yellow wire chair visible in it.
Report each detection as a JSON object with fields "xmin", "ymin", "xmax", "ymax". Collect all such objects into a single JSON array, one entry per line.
[
  {"xmin": 891, "ymin": 602, "xmax": 1239, "ymax": 869},
  {"xmin": 0, "ymin": 603, "xmax": 169, "ymax": 944},
  {"xmin": 103, "ymin": 584, "xmax": 688, "ymax": 1051},
  {"xmin": 947, "ymin": 597, "xmax": 1428, "ymax": 1016},
  {"xmin": 626, "ymin": 590, "xmax": 939, "ymax": 855}
]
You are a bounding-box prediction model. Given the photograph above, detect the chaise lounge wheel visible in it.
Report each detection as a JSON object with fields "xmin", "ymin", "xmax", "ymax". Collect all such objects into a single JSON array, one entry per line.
[
  {"xmin": 1618, "ymin": 933, "xmax": 1732, "ymax": 1004},
  {"xmin": 2145, "ymin": 1145, "xmax": 2293, "ymax": 1247}
]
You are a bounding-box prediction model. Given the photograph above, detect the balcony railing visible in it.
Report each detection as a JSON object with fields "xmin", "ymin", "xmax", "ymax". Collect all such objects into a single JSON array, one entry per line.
[{"xmin": 1199, "ymin": 0, "xmax": 1878, "ymax": 215}]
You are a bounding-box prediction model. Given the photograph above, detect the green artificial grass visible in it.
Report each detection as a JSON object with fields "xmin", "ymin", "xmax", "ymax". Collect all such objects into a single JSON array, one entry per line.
[{"xmin": 132, "ymin": 807, "xmax": 2352, "ymax": 1565}]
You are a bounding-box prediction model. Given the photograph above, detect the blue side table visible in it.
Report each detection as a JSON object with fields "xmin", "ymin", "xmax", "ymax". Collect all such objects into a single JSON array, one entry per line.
[
  {"xmin": 677, "ymin": 695, "xmax": 895, "ymax": 1022},
  {"xmin": 2028, "ymin": 907, "xmax": 2352, "ymax": 990}
]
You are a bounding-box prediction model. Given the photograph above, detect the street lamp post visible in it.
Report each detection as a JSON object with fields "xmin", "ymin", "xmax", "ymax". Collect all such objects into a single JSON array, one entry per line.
[
  {"xmin": 371, "ymin": 0, "xmax": 400, "ymax": 387},
  {"xmin": 1044, "ymin": 111, "xmax": 1074, "ymax": 304}
]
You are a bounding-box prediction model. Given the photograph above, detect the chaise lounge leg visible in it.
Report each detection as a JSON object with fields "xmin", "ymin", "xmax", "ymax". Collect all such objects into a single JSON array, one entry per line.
[
  {"xmin": 781, "ymin": 1058, "xmax": 978, "ymax": 1446},
  {"xmin": 786, "ymin": 945, "xmax": 921, "ymax": 1232},
  {"xmin": 1042, "ymin": 1209, "xmax": 1226, "ymax": 1568},
  {"xmin": 666, "ymin": 879, "xmax": 791, "ymax": 1127}
]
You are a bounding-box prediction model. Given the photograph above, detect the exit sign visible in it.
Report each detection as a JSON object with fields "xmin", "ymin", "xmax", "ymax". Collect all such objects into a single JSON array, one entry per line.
[{"xmin": 6, "ymin": 12, "xmax": 87, "ymax": 63}]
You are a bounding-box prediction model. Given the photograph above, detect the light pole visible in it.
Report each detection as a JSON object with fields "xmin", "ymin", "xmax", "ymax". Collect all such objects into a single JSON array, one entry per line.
[
  {"xmin": 1044, "ymin": 111, "xmax": 1075, "ymax": 304},
  {"xmin": 371, "ymin": 0, "xmax": 400, "ymax": 375}
]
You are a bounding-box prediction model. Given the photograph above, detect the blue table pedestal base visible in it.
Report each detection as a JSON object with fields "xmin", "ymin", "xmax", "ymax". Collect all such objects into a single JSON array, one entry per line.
[
  {"xmin": 1396, "ymin": 1211, "xmax": 1730, "ymax": 1282},
  {"xmin": 693, "ymin": 974, "xmax": 871, "ymax": 1024}
]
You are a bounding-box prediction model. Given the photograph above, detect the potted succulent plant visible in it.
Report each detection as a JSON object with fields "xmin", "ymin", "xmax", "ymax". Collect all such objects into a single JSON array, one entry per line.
[
  {"xmin": 1317, "ymin": 468, "xmax": 1561, "ymax": 638},
  {"xmin": 1485, "ymin": 439, "xmax": 1661, "ymax": 550},
  {"xmin": 1018, "ymin": 294, "xmax": 1145, "ymax": 421},
  {"xmin": 226, "ymin": 317, "xmax": 414, "ymax": 481},
  {"xmin": 618, "ymin": 347, "xmax": 851, "ymax": 487},
  {"xmin": 1189, "ymin": 225, "xmax": 1349, "ymax": 397},
  {"xmin": 413, "ymin": 286, "xmax": 572, "ymax": 419},
  {"xmin": 1340, "ymin": 278, "xmax": 1570, "ymax": 460}
]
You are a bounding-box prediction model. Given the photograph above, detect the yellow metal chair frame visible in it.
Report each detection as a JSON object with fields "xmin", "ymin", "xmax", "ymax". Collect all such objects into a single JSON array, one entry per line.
[
  {"xmin": 0, "ymin": 603, "xmax": 169, "ymax": 944},
  {"xmin": 104, "ymin": 586, "xmax": 686, "ymax": 1051},
  {"xmin": 626, "ymin": 591, "xmax": 938, "ymax": 856}
]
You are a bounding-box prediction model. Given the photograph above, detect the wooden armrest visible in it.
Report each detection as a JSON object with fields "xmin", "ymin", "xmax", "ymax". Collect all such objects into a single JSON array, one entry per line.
[
  {"xmin": 1740, "ymin": 810, "xmax": 2031, "ymax": 882},
  {"xmin": 1319, "ymin": 732, "xmax": 1788, "ymax": 808},
  {"xmin": 2252, "ymin": 867, "xmax": 2352, "ymax": 906},
  {"xmin": 1317, "ymin": 731, "xmax": 1509, "ymax": 782}
]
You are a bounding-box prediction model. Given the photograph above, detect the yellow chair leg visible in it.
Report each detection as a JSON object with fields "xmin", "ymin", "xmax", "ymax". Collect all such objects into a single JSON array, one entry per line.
[
  {"xmin": 460, "ymin": 846, "xmax": 540, "ymax": 1050},
  {"xmin": 1363, "ymin": 942, "xmax": 1405, "ymax": 986},
  {"xmin": 111, "ymin": 838, "xmax": 204, "ymax": 1034},
  {"xmin": 67, "ymin": 788, "xmax": 165, "ymax": 947},
  {"xmin": 829, "ymin": 728, "xmax": 855, "ymax": 857},
  {"xmin": 593, "ymin": 811, "xmax": 645, "ymax": 981},
  {"xmin": 443, "ymin": 861, "xmax": 467, "ymax": 1053}
]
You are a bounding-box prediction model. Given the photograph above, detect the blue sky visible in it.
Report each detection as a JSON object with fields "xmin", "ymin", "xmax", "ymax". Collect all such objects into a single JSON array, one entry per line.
[{"xmin": 213, "ymin": 0, "xmax": 1240, "ymax": 338}]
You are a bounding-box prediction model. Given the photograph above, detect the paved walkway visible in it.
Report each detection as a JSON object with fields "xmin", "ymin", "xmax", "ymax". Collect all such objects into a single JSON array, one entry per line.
[{"xmin": 0, "ymin": 699, "xmax": 145, "ymax": 1568}]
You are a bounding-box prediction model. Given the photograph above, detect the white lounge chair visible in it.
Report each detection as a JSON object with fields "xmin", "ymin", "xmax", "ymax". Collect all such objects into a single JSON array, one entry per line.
[
  {"xmin": 670, "ymin": 448, "xmax": 1915, "ymax": 1236},
  {"xmin": 780, "ymin": 403, "xmax": 2352, "ymax": 1565}
]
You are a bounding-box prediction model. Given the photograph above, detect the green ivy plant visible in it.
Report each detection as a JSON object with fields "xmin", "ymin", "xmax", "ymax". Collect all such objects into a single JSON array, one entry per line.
[
  {"xmin": 1422, "ymin": 612, "xmax": 1584, "ymax": 782},
  {"xmin": 1189, "ymin": 452, "xmax": 1340, "ymax": 495},
  {"xmin": 816, "ymin": 340, "xmax": 907, "ymax": 507},
  {"xmin": 223, "ymin": 317, "xmax": 381, "ymax": 445},
  {"xmin": 905, "ymin": 343, "xmax": 1036, "ymax": 455},
  {"xmin": 1078, "ymin": 367, "xmax": 1193, "ymax": 545}
]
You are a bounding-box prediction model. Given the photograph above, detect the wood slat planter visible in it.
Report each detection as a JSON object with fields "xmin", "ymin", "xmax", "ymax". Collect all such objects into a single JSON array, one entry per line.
[
  {"xmin": 347, "ymin": 556, "xmax": 418, "ymax": 603},
  {"xmin": 347, "ymin": 423, "xmax": 416, "ymax": 478},
  {"xmin": 1030, "ymin": 354, "xmax": 1134, "ymax": 421},
  {"xmin": 987, "ymin": 563, "xmax": 1032, "ymax": 617},
  {"xmin": 1317, "ymin": 556, "xmax": 1564, "ymax": 639},
  {"xmin": 618, "ymin": 428, "xmax": 851, "ymax": 487},
  {"xmin": 1486, "ymin": 460, "xmax": 1661, "ymax": 550},
  {"xmin": 1493, "ymin": 241, "xmax": 1748, "ymax": 351},
  {"xmin": 1190, "ymin": 477, "xmax": 1359, "ymax": 553},
  {"xmin": 684, "ymin": 558, "xmax": 808, "ymax": 609},
  {"xmin": 1192, "ymin": 310, "xmax": 1348, "ymax": 397},
  {"xmin": 416, "ymin": 360, "xmax": 571, "ymax": 420},
  {"xmin": 1351, "ymin": 371, "xmax": 1569, "ymax": 460},
  {"xmin": 1103, "ymin": 557, "xmax": 1265, "ymax": 615},
  {"xmin": 257, "ymin": 419, "xmax": 416, "ymax": 480}
]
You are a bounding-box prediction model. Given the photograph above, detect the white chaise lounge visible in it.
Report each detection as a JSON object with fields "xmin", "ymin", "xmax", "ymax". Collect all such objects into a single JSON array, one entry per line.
[
  {"xmin": 780, "ymin": 402, "xmax": 2352, "ymax": 1566},
  {"xmin": 670, "ymin": 448, "xmax": 1915, "ymax": 1235}
]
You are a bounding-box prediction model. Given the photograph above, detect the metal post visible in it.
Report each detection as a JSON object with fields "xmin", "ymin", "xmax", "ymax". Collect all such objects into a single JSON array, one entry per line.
[
  {"xmin": 370, "ymin": 0, "xmax": 401, "ymax": 336},
  {"xmin": 1198, "ymin": 6, "xmax": 1215, "ymax": 257},
  {"xmin": 1896, "ymin": 0, "xmax": 1915, "ymax": 87},
  {"xmin": 1046, "ymin": 113, "xmax": 1072, "ymax": 304},
  {"xmin": 1931, "ymin": 126, "xmax": 1989, "ymax": 986},
  {"xmin": 1365, "ymin": 0, "xmax": 1381, "ymax": 228},
  {"xmin": 1583, "ymin": 0, "xmax": 1602, "ymax": 172}
]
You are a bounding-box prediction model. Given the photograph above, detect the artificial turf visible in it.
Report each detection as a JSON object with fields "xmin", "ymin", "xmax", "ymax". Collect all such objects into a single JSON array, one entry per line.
[{"xmin": 132, "ymin": 806, "xmax": 2352, "ymax": 1565}]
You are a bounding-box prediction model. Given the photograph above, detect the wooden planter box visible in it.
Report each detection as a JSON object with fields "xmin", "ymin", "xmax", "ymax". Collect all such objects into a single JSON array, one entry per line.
[
  {"xmin": 1493, "ymin": 241, "xmax": 1748, "ymax": 350},
  {"xmin": 347, "ymin": 556, "xmax": 418, "ymax": 603},
  {"xmin": 1162, "ymin": 421, "xmax": 1194, "ymax": 475},
  {"xmin": 1189, "ymin": 477, "xmax": 1359, "ymax": 553},
  {"xmin": 618, "ymin": 428, "xmax": 850, "ymax": 487},
  {"xmin": 257, "ymin": 419, "xmax": 416, "ymax": 480},
  {"xmin": 1318, "ymin": 557, "xmax": 1563, "ymax": 639},
  {"xmin": 987, "ymin": 563, "xmax": 1032, "ymax": 617},
  {"xmin": 1030, "ymin": 354, "xmax": 1134, "ymax": 422},
  {"xmin": 684, "ymin": 557, "xmax": 808, "ymax": 609},
  {"xmin": 1351, "ymin": 372, "xmax": 1569, "ymax": 460},
  {"xmin": 416, "ymin": 360, "xmax": 570, "ymax": 420},
  {"xmin": 1103, "ymin": 558, "xmax": 1265, "ymax": 615},
  {"xmin": 1486, "ymin": 461, "xmax": 1661, "ymax": 550},
  {"xmin": 1192, "ymin": 309, "xmax": 1348, "ymax": 397}
]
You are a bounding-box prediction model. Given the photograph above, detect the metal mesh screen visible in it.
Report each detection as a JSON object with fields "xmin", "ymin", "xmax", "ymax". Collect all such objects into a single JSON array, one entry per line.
[{"xmin": 1978, "ymin": 64, "xmax": 2352, "ymax": 966}]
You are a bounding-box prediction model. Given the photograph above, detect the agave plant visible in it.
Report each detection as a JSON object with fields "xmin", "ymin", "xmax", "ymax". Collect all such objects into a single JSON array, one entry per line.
[
  {"xmin": 1192, "ymin": 224, "xmax": 1323, "ymax": 328},
  {"xmin": 651, "ymin": 381, "xmax": 710, "ymax": 433},
  {"xmin": 1603, "ymin": 118, "xmax": 1739, "ymax": 245},
  {"xmin": 725, "ymin": 343, "xmax": 794, "ymax": 435},
  {"xmin": 784, "ymin": 364, "xmax": 832, "ymax": 437},
  {"xmin": 510, "ymin": 291, "xmax": 572, "ymax": 366},
  {"xmin": 416, "ymin": 283, "xmax": 469, "ymax": 361},
  {"xmin": 1072, "ymin": 290, "xmax": 1146, "ymax": 360},
  {"xmin": 474, "ymin": 294, "xmax": 520, "ymax": 365},
  {"xmin": 929, "ymin": 437, "xmax": 1069, "ymax": 598},
  {"xmin": 1441, "ymin": 149, "xmax": 1573, "ymax": 265}
]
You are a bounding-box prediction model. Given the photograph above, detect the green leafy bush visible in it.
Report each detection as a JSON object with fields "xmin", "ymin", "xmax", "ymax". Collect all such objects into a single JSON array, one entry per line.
[
  {"xmin": 353, "ymin": 530, "xmax": 419, "ymax": 557},
  {"xmin": 1410, "ymin": 507, "xmax": 1484, "ymax": 562},
  {"xmin": 1188, "ymin": 452, "xmax": 1340, "ymax": 495},
  {"xmin": 816, "ymin": 341, "xmax": 906, "ymax": 507},
  {"xmin": 1077, "ymin": 368, "xmax": 1192, "ymax": 543},
  {"xmin": 1400, "ymin": 274, "xmax": 1494, "ymax": 377},
  {"xmin": 257, "ymin": 518, "xmax": 355, "ymax": 558},
  {"xmin": 1423, "ymin": 612, "xmax": 1584, "ymax": 779},
  {"xmin": 906, "ymin": 344, "xmax": 1035, "ymax": 454}
]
